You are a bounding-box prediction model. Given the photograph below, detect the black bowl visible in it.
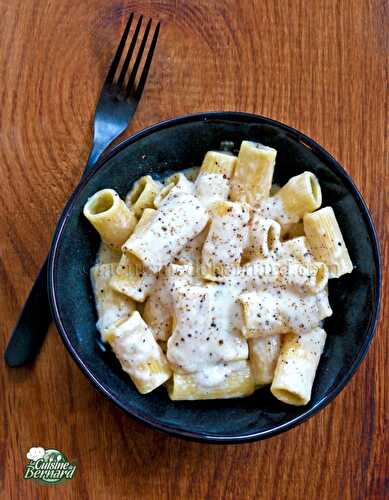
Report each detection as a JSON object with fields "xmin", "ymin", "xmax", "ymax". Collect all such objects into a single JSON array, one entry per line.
[{"xmin": 48, "ymin": 112, "xmax": 381, "ymax": 443}]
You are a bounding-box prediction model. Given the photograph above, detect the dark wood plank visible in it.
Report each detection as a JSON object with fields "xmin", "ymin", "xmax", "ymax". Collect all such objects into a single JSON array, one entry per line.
[{"xmin": 0, "ymin": 0, "xmax": 387, "ymax": 498}]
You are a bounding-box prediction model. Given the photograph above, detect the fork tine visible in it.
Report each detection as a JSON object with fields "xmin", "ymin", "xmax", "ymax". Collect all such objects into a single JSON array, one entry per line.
[
  {"xmin": 133, "ymin": 22, "xmax": 160, "ymax": 100},
  {"xmin": 105, "ymin": 13, "xmax": 134, "ymax": 85},
  {"xmin": 125, "ymin": 19, "xmax": 152, "ymax": 96},
  {"xmin": 117, "ymin": 15, "xmax": 143, "ymax": 88}
]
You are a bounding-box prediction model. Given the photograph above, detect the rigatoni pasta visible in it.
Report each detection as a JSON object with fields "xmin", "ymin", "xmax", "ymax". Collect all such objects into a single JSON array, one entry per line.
[
  {"xmin": 143, "ymin": 263, "xmax": 203, "ymax": 341},
  {"xmin": 110, "ymin": 208, "xmax": 157, "ymax": 301},
  {"xmin": 271, "ymin": 327, "xmax": 327, "ymax": 405},
  {"xmin": 123, "ymin": 190, "xmax": 208, "ymax": 273},
  {"xmin": 168, "ymin": 361, "xmax": 255, "ymax": 400},
  {"xmin": 195, "ymin": 150, "xmax": 237, "ymax": 208},
  {"xmin": 109, "ymin": 253, "xmax": 156, "ymax": 302},
  {"xmin": 244, "ymin": 212, "xmax": 281, "ymax": 260},
  {"xmin": 125, "ymin": 175, "xmax": 162, "ymax": 217},
  {"xmin": 201, "ymin": 201, "xmax": 249, "ymax": 281},
  {"xmin": 303, "ymin": 207, "xmax": 353, "ymax": 278},
  {"xmin": 143, "ymin": 269, "xmax": 172, "ymax": 341},
  {"xmin": 249, "ymin": 336, "xmax": 281, "ymax": 386},
  {"xmin": 105, "ymin": 311, "xmax": 172, "ymax": 394},
  {"xmin": 239, "ymin": 289, "xmax": 332, "ymax": 338},
  {"xmin": 90, "ymin": 263, "xmax": 135, "ymax": 340},
  {"xmin": 83, "ymin": 189, "xmax": 137, "ymax": 250},
  {"xmin": 154, "ymin": 173, "xmax": 194, "ymax": 208},
  {"xmin": 174, "ymin": 226, "xmax": 209, "ymax": 265},
  {"xmin": 275, "ymin": 171, "xmax": 322, "ymax": 221},
  {"xmin": 231, "ymin": 140, "xmax": 277, "ymax": 205},
  {"xmin": 83, "ymin": 140, "xmax": 352, "ymax": 405}
]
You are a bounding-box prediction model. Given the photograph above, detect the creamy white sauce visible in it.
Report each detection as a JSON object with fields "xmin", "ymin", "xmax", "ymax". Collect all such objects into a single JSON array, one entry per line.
[
  {"xmin": 90, "ymin": 263, "xmax": 134, "ymax": 339},
  {"xmin": 144, "ymin": 263, "xmax": 201, "ymax": 341},
  {"xmin": 124, "ymin": 191, "xmax": 209, "ymax": 273},
  {"xmin": 257, "ymin": 195, "xmax": 299, "ymax": 225},
  {"xmin": 174, "ymin": 226, "xmax": 209, "ymax": 265},
  {"xmin": 201, "ymin": 201, "xmax": 250, "ymax": 279},
  {"xmin": 193, "ymin": 364, "xmax": 233, "ymax": 387},
  {"xmin": 95, "ymin": 242, "xmax": 121, "ymax": 265},
  {"xmin": 167, "ymin": 282, "xmax": 248, "ymax": 373},
  {"xmin": 181, "ymin": 166, "xmax": 200, "ymax": 182},
  {"xmin": 239, "ymin": 288, "xmax": 332, "ymax": 337},
  {"xmin": 154, "ymin": 174, "xmax": 195, "ymax": 208},
  {"xmin": 195, "ymin": 173, "xmax": 230, "ymax": 208},
  {"xmin": 89, "ymin": 160, "xmax": 335, "ymax": 395},
  {"xmin": 191, "ymin": 360, "xmax": 249, "ymax": 388},
  {"xmin": 143, "ymin": 269, "xmax": 171, "ymax": 340}
]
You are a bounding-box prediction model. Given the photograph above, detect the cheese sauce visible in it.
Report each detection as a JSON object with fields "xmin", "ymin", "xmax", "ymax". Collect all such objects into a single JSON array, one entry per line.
[
  {"xmin": 87, "ymin": 144, "xmax": 342, "ymax": 401},
  {"xmin": 195, "ymin": 173, "xmax": 230, "ymax": 208},
  {"xmin": 123, "ymin": 191, "xmax": 209, "ymax": 273},
  {"xmin": 202, "ymin": 201, "xmax": 250, "ymax": 278},
  {"xmin": 257, "ymin": 195, "xmax": 299, "ymax": 224},
  {"xmin": 167, "ymin": 282, "xmax": 248, "ymax": 373}
]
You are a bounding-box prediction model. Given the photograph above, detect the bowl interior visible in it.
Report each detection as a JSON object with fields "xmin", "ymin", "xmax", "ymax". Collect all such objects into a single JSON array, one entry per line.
[{"xmin": 49, "ymin": 113, "xmax": 380, "ymax": 441}]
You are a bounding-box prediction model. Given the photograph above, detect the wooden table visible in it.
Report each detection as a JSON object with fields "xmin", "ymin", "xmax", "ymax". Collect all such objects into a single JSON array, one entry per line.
[{"xmin": 1, "ymin": 1, "xmax": 387, "ymax": 498}]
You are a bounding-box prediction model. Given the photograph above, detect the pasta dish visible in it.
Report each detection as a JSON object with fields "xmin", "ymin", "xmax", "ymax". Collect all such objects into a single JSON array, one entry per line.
[{"xmin": 83, "ymin": 140, "xmax": 353, "ymax": 405}]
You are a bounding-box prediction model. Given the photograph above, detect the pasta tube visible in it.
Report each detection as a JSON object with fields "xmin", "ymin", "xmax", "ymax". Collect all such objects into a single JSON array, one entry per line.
[
  {"xmin": 143, "ymin": 268, "xmax": 172, "ymax": 341},
  {"xmin": 249, "ymin": 335, "xmax": 281, "ymax": 386},
  {"xmin": 281, "ymin": 236, "xmax": 313, "ymax": 263},
  {"xmin": 105, "ymin": 311, "xmax": 172, "ymax": 394},
  {"xmin": 125, "ymin": 175, "xmax": 162, "ymax": 217},
  {"xmin": 239, "ymin": 291, "xmax": 286, "ymax": 338},
  {"xmin": 123, "ymin": 191, "xmax": 208, "ymax": 273},
  {"xmin": 154, "ymin": 173, "xmax": 194, "ymax": 208},
  {"xmin": 174, "ymin": 225, "xmax": 209, "ymax": 265},
  {"xmin": 243, "ymin": 255, "xmax": 328, "ymax": 294},
  {"xmin": 201, "ymin": 201, "xmax": 250, "ymax": 281},
  {"xmin": 83, "ymin": 189, "xmax": 137, "ymax": 250},
  {"xmin": 195, "ymin": 151, "xmax": 237, "ymax": 208},
  {"xmin": 279, "ymin": 236, "xmax": 328, "ymax": 292},
  {"xmin": 244, "ymin": 212, "xmax": 281, "ymax": 260},
  {"xmin": 90, "ymin": 263, "xmax": 135, "ymax": 340},
  {"xmin": 303, "ymin": 207, "xmax": 353, "ymax": 278},
  {"xmin": 230, "ymin": 141, "xmax": 277, "ymax": 205},
  {"xmin": 143, "ymin": 263, "xmax": 203, "ymax": 341},
  {"xmin": 110, "ymin": 209, "xmax": 157, "ymax": 301},
  {"xmin": 168, "ymin": 361, "xmax": 255, "ymax": 400},
  {"xmin": 239, "ymin": 289, "xmax": 332, "ymax": 338},
  {"xmin": 271, "ymin": 327, "xmax": 327, "ymax": 405},
  {"xmin": 276, "ymin": 171, "xmax": 322, "ymax": 220},
  {"xmin": 257, "ymin": 172, "xmax": 322, "ymax": 226},
  {"xmin": 110, "ymin": 253, "xmax": 156, "ymax": 302}
]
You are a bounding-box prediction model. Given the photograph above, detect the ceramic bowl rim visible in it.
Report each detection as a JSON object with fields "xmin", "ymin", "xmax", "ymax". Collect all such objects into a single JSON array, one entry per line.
[{"xmin": 48, "ymin": 111, "xmax": 382, "ymax": 444}]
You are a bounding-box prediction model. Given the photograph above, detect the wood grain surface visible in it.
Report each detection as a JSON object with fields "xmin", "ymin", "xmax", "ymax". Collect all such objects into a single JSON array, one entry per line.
[{"xmin": 0, "ymin": 0, "xmax": 387, "ymax": 498}]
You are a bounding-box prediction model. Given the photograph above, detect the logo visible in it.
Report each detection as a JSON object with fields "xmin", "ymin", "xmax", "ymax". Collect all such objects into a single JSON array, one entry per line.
[{"xmin": 24, "ymin": 447, "xmax": 76, "ymax": 485}]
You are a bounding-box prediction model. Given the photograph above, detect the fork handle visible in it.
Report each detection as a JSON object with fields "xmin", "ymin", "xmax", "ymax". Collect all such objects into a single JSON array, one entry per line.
[
  {"xmin": 4, "ymin": 259, "xmax": 51, "ymax": 367},
  {"xmin": 4, "ymin": 135, "xmax": 117, "ymax": 368},
  {"xmin": 5, "ymin": 145, "xmax": 105, "ymax": 368},
  {"xmin": 4, "ymin": 137, "xmax": 113, "ymax": 367}
]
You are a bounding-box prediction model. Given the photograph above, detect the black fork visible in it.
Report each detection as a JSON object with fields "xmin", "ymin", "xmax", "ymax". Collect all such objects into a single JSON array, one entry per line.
[{"xmin": 87, "ymin": 13, "xmax": 160, "ymax": 166}]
